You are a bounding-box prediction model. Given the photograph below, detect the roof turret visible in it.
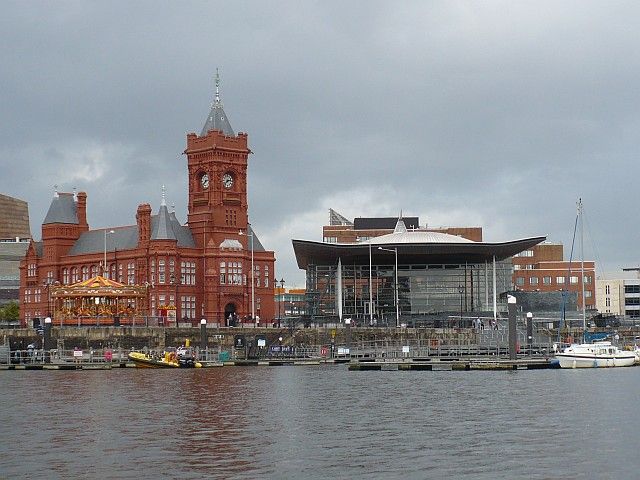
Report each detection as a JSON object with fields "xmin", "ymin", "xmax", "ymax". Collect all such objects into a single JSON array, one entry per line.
[
  {"xmin": 43, "ymin": 190, "xmax": 78, "ymax": 225},
  {"xmin": 151, "ymin": 185, "xmax": 177, "ymax": 241}
]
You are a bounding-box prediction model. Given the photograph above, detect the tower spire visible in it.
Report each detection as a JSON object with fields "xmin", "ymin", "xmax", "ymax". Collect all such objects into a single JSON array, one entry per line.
[
  {"xmin": 161, "ymin": 184, "xmax": 166, "ymax": 207},
  {"xmin": 200, "ymin": 68, "xmax": 235, "ymax": 137},
  {"xmin": 215, "ymin": 68, "xmax": 221, "ymax": 105}
]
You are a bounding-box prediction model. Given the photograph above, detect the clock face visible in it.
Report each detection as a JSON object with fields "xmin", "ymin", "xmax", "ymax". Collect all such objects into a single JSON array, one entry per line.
[
  {"xmin": 222, "ymin": 173, "xmax": 234, "ymax": 189},
  {"xmin": 200, "ymin": 174, "xmax": 209, "ymax": 189}
]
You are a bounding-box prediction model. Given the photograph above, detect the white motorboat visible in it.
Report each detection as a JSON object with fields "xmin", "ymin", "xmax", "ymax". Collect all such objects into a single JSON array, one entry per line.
[
  {"xmin": 634, "ymin": 345, "xmax": 640, "ymax": 365},
  {"xmin": 556, "ymin": 341, "xmax": 637, "ymax": 368}
]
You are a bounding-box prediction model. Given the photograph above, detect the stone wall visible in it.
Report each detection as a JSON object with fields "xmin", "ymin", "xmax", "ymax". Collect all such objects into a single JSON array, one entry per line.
[{"xmin": 1, "ymin": 326, "xmax": 477, "ymax": 351}]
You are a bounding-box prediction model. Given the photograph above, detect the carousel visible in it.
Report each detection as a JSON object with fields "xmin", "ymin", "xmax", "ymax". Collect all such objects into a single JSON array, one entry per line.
[{"xmin": 50, "ymin": 275, "xmax": 147, "ymax": 326}]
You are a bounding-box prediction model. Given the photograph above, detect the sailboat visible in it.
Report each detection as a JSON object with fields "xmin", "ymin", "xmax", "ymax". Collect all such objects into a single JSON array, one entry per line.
[{"xmin": 555, "ymin": 199, "xmax": 636, "ymax": 368}]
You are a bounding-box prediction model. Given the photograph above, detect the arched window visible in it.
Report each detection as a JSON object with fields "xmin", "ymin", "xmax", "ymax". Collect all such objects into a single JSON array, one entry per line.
[
  {"xmin": 62, "ymin": 268, "xmax": 69, "ymax": 284},
  {"xmin": 82, "ymin": 266, "xmax": 89, "ymax": 281}
]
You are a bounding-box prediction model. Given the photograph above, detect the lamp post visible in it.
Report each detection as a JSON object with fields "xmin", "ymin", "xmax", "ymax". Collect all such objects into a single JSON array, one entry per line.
[
  {"xmin": 526, "ymin": 311, "xmax": 533, "ymax": 356},
  {"xmin": 277, "ymin": 278, "xmax": 285, "ymax": 328},
  {"xmin": 42, "ymin": 278, "xmax": 53, "ymax": 321},
  {"xmin": 239, "ymin": 227, "xmax": 255, "ymax": 325},
  {"xmin": 378, "ymin": 247, "xmax": 399, "ymax": 327},
  {"xmin": 104, "ymin": 229, "xmax": 114, "ymax": 277},
  {"xmin": 170, "ymin": 273, "xmax": 178, "ymax": 327},
  {"xmin": 43, "ymin": 316, "xmax": 52, "ymax": 363},
  {"xmin": 200, "ymin": 318, "xmax": 207, "ymax": 360},
  {"xmin": 458, "ymin": 285, "xmax": 464, "ymax": 328}
]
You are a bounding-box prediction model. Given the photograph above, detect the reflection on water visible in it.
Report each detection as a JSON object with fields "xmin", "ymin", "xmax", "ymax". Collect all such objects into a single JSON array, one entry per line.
[{"xmin": 1, "ymin": 367, "xmax": 639, "ymax": 479}]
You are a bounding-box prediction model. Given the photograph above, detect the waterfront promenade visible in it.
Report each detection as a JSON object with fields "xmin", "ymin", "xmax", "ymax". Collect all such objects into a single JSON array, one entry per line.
[{"xmin": 3, "ymin": 322, "xmax": 639, "ymax": 371}]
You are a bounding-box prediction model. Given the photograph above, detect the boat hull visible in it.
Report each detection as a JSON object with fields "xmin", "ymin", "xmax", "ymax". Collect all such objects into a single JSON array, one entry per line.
[
  {"xmin": 128, "ymin": 352, "xmax": 201, "ymax": 368},
  {"xmin": 556, "ymin": 353, "xmax": 636, "ymax": 368}
]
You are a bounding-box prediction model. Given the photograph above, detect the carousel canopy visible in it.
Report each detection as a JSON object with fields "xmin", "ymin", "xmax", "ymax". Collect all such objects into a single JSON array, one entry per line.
[{"xmin": 51, "ymin": 275, "xmax": 146, "ymax": 298}]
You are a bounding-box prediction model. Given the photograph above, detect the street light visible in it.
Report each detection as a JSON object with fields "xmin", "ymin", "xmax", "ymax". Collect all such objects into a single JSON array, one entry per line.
[
  {"xmin": 239, "ymin": 227, "xmax": 255, "ymax": 325},
  {"xmin": 104, "ymin": 229, "xmax": 114, "ymax": 277},
  {"xmin": 278, "ymin": 278, "xmax": 285, "ymax": 328},
  {"xmin": 170, "ymin": 273, "xmax": 179, "ymax": 326},
  {"xmin": 378, "ymin": 247, "xmax": 399, "ymax": 327},
  {"xmin": 526, "ymin": 311, "xmax": 533, "ymax": 356},
  {"xmin": 458, "ymin": 285, "xmax": 464, "ymax": 328}
]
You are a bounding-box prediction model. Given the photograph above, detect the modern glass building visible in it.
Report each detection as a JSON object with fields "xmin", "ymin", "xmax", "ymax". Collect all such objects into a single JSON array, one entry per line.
[{"xmin": 292, "ymin": 219, "xmax": 545, "ymax": 326}]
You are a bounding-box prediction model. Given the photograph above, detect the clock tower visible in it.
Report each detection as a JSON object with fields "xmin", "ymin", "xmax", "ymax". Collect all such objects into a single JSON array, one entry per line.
[
  {"xmin": 185, "ymin": 72, "xmax": 274, "ymax": 325},
  {"xmin": 185, "ymin": 71, "xmax": 250, "ymax": 249}
]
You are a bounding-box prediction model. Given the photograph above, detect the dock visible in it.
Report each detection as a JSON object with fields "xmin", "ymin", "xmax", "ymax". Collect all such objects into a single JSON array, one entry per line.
[{"xmin": 348, "ymin": 357, "xmax": 558, "ymax": 371}]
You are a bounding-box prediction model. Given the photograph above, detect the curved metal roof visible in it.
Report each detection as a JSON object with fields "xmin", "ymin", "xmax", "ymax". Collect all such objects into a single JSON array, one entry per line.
[
  {"xmin": 368, "ymin": 230, "xmax": 473, "ymax": 245},
  {"xmin": 292, "ymin": 235, "xmax": 546, "ymax": 269}
]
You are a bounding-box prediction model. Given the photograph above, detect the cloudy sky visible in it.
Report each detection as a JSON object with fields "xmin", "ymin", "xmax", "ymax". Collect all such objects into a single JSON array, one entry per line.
[{"xmin": 1, "ymin": 1, "xmax": 639, "ymax": 286}]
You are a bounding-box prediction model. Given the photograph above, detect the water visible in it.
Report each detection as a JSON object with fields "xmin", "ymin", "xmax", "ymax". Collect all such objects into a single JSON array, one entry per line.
[{"xmin": 1, "ymin": 366, "xmax": 638, "ymax": 479}]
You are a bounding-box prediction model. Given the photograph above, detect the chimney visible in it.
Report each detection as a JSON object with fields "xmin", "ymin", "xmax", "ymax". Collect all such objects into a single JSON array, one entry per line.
[
  {"xmin": 137, "ymin": 203, "xmax": 152, "ymax": 247},
  {"xmin": 76, "ymin": 191, "xmax": 88, "ymax": 227}
]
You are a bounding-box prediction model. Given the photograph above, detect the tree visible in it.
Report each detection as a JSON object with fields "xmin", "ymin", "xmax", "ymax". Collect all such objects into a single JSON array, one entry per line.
[{"xmin": 0, "ymin": 301, "xmax": 19, "ymax": 321}]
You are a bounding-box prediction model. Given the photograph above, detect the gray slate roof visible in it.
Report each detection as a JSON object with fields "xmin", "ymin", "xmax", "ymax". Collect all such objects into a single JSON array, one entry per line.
[
  {"xmin": 68, "ymin": 213, "xmax": 196, "ymax": 256},
  {"xmin": 43, "ymin": 193, "xmax": 78, "ymax": 225},
  {"xmin": 249, "ymin": 225, "xmax": 266, "ymax": 252},
  {"xmin": 152, "ymin": 205, "xmax": 175, "ymax": 241},
  {"xmin": 169, "ymin": 212, "xmax": 196, "ymax": 247},
  {"xmin": 201, "ymin": 102, "xmax": 234, "ymax": 137}
]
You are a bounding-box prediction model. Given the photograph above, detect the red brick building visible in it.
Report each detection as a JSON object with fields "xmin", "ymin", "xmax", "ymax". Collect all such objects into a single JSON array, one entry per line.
[
  {"xmin": 512, "ymin": 242, "xmax": 595, "ymax": 310},
  {"xmin": 19, "ymin": 76, "xmax": 275, "ymax": 327},
  {"xmin": 323, "ymin": 208, "xmax": 483, "ymax": 243}
]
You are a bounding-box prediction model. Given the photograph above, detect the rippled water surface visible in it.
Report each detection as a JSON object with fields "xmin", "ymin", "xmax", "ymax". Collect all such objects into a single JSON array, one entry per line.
[{"xmin": 1, "ymin": 366, "xmax": 639, "ymax": 479}]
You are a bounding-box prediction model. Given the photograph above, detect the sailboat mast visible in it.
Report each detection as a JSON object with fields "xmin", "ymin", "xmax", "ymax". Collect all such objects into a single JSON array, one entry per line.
[{"xmin": 579, "ymin": 198, "xmax": 586, "ymax": 333}]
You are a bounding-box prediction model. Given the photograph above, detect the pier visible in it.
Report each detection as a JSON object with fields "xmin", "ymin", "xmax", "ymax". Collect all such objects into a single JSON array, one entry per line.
[{"xmin": 347, "ymin": 357, "xmax": 557, "ymax": 371}]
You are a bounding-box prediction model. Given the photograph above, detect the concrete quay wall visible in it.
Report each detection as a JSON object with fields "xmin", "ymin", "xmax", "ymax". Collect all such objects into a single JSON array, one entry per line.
[{"xmin": 2, "ymin": 326, "xmax": 479, "ymax": 351}]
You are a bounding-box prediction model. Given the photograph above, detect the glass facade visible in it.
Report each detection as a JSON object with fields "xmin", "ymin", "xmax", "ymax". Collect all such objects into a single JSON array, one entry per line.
[{"xmin": 305, "ymin": 260, "xmax": 512, "ymax": 323}]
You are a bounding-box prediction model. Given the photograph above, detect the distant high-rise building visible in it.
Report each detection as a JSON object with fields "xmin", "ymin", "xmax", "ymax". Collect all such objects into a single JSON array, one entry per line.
[{"xmin": 0, "ymin": 193, "xmax": 31, "ymax": 305}]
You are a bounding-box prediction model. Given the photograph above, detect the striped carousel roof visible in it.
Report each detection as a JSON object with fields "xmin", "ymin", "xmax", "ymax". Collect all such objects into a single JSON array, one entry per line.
[{"xmin": 51, "ymin": 275, "xmax": 146, "ymax": 297}]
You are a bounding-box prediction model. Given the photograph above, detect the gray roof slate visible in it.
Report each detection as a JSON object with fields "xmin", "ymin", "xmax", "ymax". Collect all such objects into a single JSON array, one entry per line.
[
  {"xmin": 250, "ymin": 225, "xmax": 266, "ymax": 252},
  {"xmin": 151, "ymin": 205, "xmax": 176, "ymax": 241},
  {"xmin": 201, "ymin": 102, "xmax": 235, "ymax": 137},
  {"xmin": 170, "ymin": 212, "xmax": 196, "ymax": 247},
  {"xmin": 43, "ymin": 193, "xmax": 78, "ymax": 225},
  {"xmin": 68, "ymin": 214, "xmax": 196, "ymax": 256},
  {"xmin": 34, "ymin": 241, "xmax": 43, "ymax": 258}
]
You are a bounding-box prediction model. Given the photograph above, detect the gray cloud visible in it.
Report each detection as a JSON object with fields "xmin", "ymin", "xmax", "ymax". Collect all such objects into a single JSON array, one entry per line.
[{"xmin": 1, "ymin": 1, "xmax": 639, "ymax": 286}]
